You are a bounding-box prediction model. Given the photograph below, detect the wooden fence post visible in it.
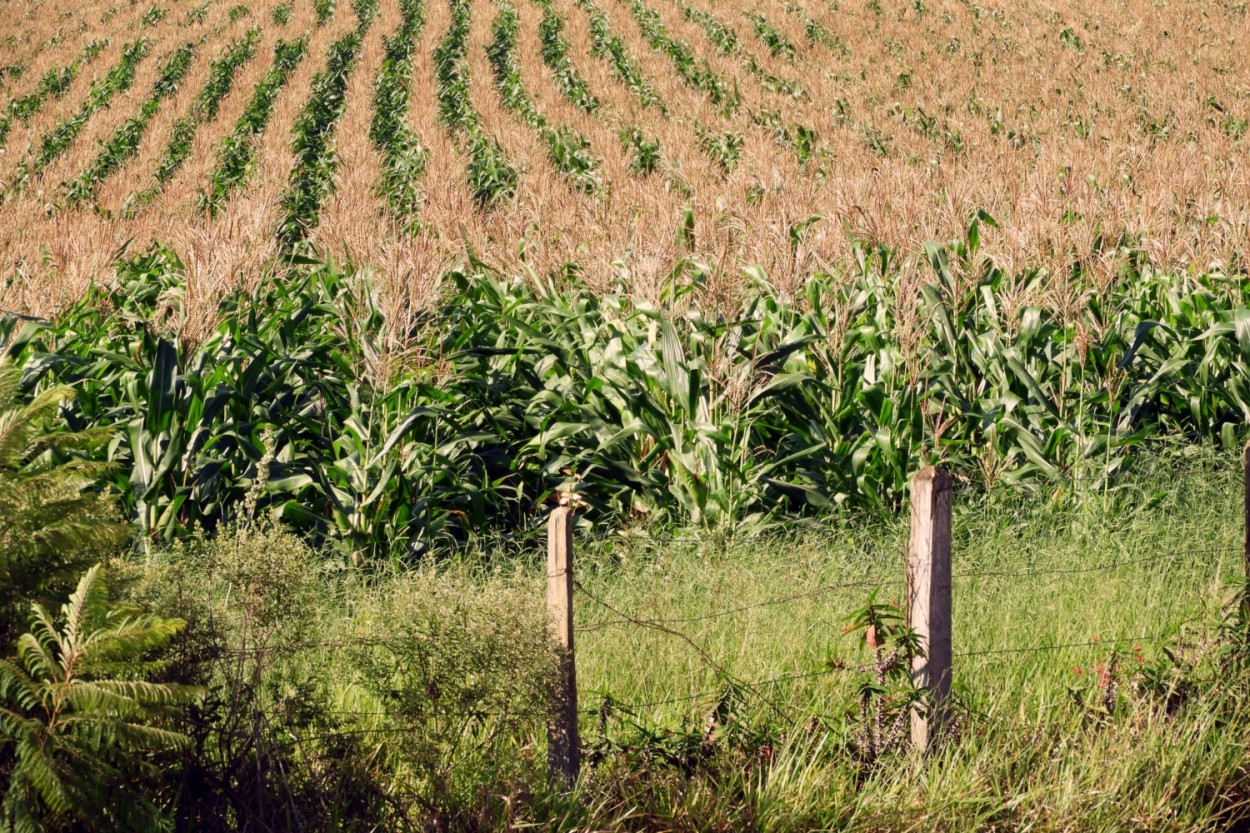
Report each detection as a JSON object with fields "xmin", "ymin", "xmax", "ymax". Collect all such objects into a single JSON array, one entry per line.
[
  {"xmin": 908, "ymin": 466, "xmax": 952, "ymax": 754},
  {"xmin": 547, "ymin": 506, "xmax": 580, "ymax": 787}
]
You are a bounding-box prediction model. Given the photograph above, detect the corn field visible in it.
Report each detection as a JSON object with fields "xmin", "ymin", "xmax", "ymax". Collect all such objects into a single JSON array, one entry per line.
[
  {"xmin": 1, "ymin": 0, "xmax": 1249, "ymax": 557},
  {"xmin": 0, "ymin": 0, "xmax": 1248, "ymax": 323}
]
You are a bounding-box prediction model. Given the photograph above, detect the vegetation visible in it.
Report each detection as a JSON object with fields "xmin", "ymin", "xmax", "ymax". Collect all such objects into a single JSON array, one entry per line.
[
  {"xmin": 0, "ymin": 39, "xmax": 108, "ymax": 152},
  {"xmin": 488, "ymin": 1, "xmax": 601, "ymax": 193},
  {"xmin": 24, "ymin": 39, "xmax": 151, "ymax": 179},
  {"xmin": 627, "ymin": 0, "xmax": 738, "ymax": 113},
  {"xmin": 199, "ymin": 37, "xmax": 309, "ymax": 216},
  {"xmin": 127, "ymin": 30, "xmax": 260, "ymax": 215},
  {"xmin": 276, "ymin": 0, "xmax": 378, "ymax": 252},
  {"xmin": 370, "ymin": 0, "xmax": 428, "ymax": 232},
  {"xmin": 435, "ymin": 0, "xmax": 517, "ymax": 208},
  {"xmin": 574, "ymin": 0, "xmax": 664, "ymax": 112},
  {"xmin": 2, "ymin": 232, "xmax": 1246, "ymax": 556},
  {"xmin": 535, "ymin": 0, "xmax": 599, "ymax": 114},
  {"xmin": 63, "ymin": 42, "xmax": 197, "ymax": 207}
]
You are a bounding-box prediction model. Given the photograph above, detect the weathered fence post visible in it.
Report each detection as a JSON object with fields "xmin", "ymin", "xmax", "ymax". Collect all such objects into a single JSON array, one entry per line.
[
  {"xmin": 547, "ymin": 505, "xmax": 580, "ymax": 787},
  {"xmin": 908, "ymin": 466, "xmax": 952, "ymax": 754}
]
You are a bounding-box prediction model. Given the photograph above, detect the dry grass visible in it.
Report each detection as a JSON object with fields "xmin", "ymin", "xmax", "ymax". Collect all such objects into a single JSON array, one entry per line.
[{"xmin": 0, "ymin": 0, "xmax": 1247, "ymax": 325}]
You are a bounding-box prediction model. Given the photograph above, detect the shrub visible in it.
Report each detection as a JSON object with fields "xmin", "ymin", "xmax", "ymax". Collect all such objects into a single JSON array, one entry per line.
[{"xmin": 0, "ymin": 565, "xmax": 198, "ymax": 832}]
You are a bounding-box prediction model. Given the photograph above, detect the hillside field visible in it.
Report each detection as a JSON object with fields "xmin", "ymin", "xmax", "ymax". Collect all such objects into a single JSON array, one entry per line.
[{"xmin": 3, "ymin": 0, "xmax": 1250, "ymax": 829}]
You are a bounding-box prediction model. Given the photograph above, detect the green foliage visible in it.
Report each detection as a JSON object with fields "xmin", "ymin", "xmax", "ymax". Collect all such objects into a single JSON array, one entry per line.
[
  {"xmin": 435, "ymin": 0, "xmax": 517, "ymax": 208},
  {"xmin": 4, "ymin": 227, "xmax": 1250, "ymax": 553},
  {"xmin": 63, "ymin": 42, "xmax": 197, "ymax": 207},
  {"xmin": 535, "ymin": 0, "xmax": 599, "ymax": 113},
  {"xmin": 0, "ymin": 39, "xmax": 107, "ymax": 152},
  {"xmin": 747, "ymin": 11, "xmax": 797, "ymax": 60},
  {"xmin": 697, "ymin": 127, "xmax": 743, "ymax": 173},
  {"xmin": 487, "ymin": 1, "xmax": 600, "ymax": 194},
  {"xmin": 619, "ymin": 126, "xmax": 660, "ymax": 175},
  {"xmin": 199, "ymin": 37, "xmax": 308, "ymax": 216},
  {"xmin": 349, "ymin": 569, "xmax": 556, "ymax": 813},
  {"xmin": 370, "ymin": 0, "xmax": 428, "ymax": 232},
  {"xmin": 127, "ymin": 31, "xmax": 259, "ymax": 215},
  {"xmin": 0, "ymin": 360, "xmax": 123, "ymax": 647},
  {"xmin": 313, "ymin": 0, "xmax": 335, "ymax": 25},
  {"xmin": 0, "ymin": 565, "xmax": 197, "ymax": 832},
  {"xmin": 26, "ymin": 39, "xmax": 151, "ymax": 178},
  {"xmin": 271, "ymin": 2, "xmax": 291, "ymax": 24},
  {"xmin": 628, "ymin": 0, "xmax": 738, "ymax": 113},
  {"xmin": 682, "ymin": 4, "xmax": 740, "ymax": 55},
  {"xmin": 276, "ymin": 0, "xmax": 377, "ymax": 252},
  {"xmin": 575, "ymin": 0, "xmax": 663, "ymax": 112},
  {"xmin": 140, "ymin": 4, "xmax": 166, "ymax": 26}
]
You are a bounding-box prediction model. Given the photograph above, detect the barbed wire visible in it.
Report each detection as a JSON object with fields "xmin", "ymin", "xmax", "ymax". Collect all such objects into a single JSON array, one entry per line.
[{"xmin": 575, "ymin": 547, "xmax": 1237, "ymax": 634}]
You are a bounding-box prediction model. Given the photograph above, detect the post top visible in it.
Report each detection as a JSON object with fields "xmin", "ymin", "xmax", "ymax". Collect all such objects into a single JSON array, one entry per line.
[{"xmin": 913, "ymin": 466, "xmax": 952, "ymax": 490}]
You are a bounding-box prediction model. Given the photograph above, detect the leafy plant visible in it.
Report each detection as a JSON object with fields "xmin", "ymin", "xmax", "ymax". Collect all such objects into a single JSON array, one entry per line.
[
  {"xmin": 199, "ymin": 37, "xmax": 308, "ymax": 216},
  {"xmin": 487, "ymin": 1, "xmax": 600, "ymax": 194},
  {"xmin": 0, "ymin": 565, "xmax": 198, "ymax": 832},
  {"xmin": 370, "ymin": 0, "xmax": 428, "ymax": 232},
  {"xmin": 0, "ymin": 39, "xmax": 107, "ymax": 152},
  {"xmin": 535, "ymin": 0, "xmax": 599, "ymax": 113},
  {"xmin": 575, "ymin": 0, "xmax": 663, "ymax": 112},
  {"xmin": 0, "ymin": 360, "xmax": 123, "ymax": 646},
  {"xmin": 127, "ymin": 30, "xmax": 259, "ymax": 215},
  {"xmin": 24, "ymin": 39, "xmax": 151, "ymax": 179},
  {"xmin": 628, "ymin": 0, "xmax": 738, "ymax": 113},
  {"xmin": 63, "ymin": 41, "xmax": 197, "ymax": 207}
]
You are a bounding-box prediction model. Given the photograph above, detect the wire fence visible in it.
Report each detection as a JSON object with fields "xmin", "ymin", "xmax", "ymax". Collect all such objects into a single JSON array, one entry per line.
[{"xmin": 565, "ymin": 542, "xmax": 1241, "ymax": 718}]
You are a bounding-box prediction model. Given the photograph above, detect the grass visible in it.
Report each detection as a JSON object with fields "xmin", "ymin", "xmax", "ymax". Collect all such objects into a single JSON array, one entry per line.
[
  {"xmin": 107, "ymin": 443, "xmax": 1250, "ymax": 830},
  {"xmin": 550, "ymin": 446, "xmax": 1249, "ymax": 829}
]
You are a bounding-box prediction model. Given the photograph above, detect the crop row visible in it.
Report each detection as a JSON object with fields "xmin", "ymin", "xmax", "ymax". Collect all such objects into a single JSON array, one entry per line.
[
  {"xmin": 198, "ymin": 37, "xmax": 309, "ymax": 217},
  {"xmin": 487, "ymin": 1, "xmax": 600, "ymax": 193},
  {"xmin": 276, "ymin": 0, "xmax": 379, "ymax": 252},
  {"xmin": 746, "ymin": 11, "xmax": 796, "ymax": 60},
  {"xmin": 0, "ymin": 39, "xmax": 108, "ymax": 151},
  {"xmin": 370, "ymin": 0, "xmax": 428, "ymax": 232},
  {"xmin": 574, "ymin": 0, "xmax": 662, "ymax": 112},
  {"xmin": 434, "ymin": 0, "xmax": 517, "ymax": 208},
  {"xmin": 23, "ymin": 39, "xmax": 151, "ymax": 181},
  {"xmin": 63, "ymin": 42, "xmax": 198, "ymax": 207},
  {"xmin": 680, "ymin": 3, "xmax": 801, "ymax": 99},
  {"xmin": 6, "ymin": 228, "xmax": 1248, "ymax": 555},
  {"xmin": 534, "ymin": 0, "xmax": 598, "ymax": 114},
  {"xmin": 127, "ymin": 30, "xmax": 261, "ymax": 215},
  {"xmin": 626, "ymin": 0, "xmax": 737, "ymax": 113}
]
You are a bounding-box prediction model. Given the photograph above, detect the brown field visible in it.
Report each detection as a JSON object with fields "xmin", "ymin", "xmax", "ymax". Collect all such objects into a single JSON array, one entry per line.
[{"xmin": 0, "ymin": 0, "xmax": 1247, "ymax": 323}]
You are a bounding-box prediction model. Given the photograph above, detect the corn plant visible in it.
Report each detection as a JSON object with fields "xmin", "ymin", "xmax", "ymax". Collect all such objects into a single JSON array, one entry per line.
[
  {"xmin": 24, "ymin": 39, "xmax": 151, "ymax": 179},
  {"xmin": 682, "ymin": 4, "xmax": 739, "ymax": 55},
  {"xmin": 276, "ymin": 2, "xmax": 376, "ymax": 253},
  {"xmin": 697, "ymin": 127, "xmax": 743, "ymax": 173},
  {"xmin": 534, "ymin": 0, "xmax": 599, "ymax": 113},
  {"xmin": 620, "ymin": 126, "xmax": 660, "ymax": 175},
  {"xmin": 140, "ymin": 4, "xmax": 165, "ymax": 26},
  {"xmin": 370, "ymin": 0, "xmax": 428, "ymax": 231},
  {"xmin": 63, "ymin": 42, "xmax": 196, "ymax": 207},
  {"xmin": 488, "ymin": 1, "xmax": 600, "ymax": 193},
  {"xmin": 0, "ymin": 39, "xmax": 107, "ymax": 152},
  {"xmin": 4, "ymin": 222, "xmax": 1249, "ymax": 554},
  {"xmin": 436, "ymin": 0, "xmax": 517, "ymax": 207},
  {"xmin": 126, "ymin": 30, "xmax": 259, "ymax": 215},
  {"xmin": 272, "ymin": 2, "xmax": 292, "ymax": 24},
  {"xmin": 627, "ymin": 0, "xmax": 738, "ymax": 113},
  {"xmin": 746, "ymin": 11, "xmax": 797, "ymax": 60},
  {"xmin": 313, "ymin": 0, "xmax": 335, "ymax": 25},
  {"xmin": 199, "ymin": 37, "xmax": 308, "ymax": 217},
  {"xmin": 574, "ymin": 0, "xmax": 663, "ymax": 112}
]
